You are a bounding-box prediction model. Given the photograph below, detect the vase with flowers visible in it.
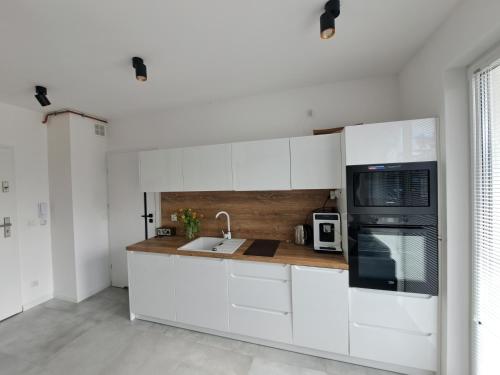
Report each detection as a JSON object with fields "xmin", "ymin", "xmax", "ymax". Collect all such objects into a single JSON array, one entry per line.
[{"xmin": 178, "ymin": 208, "xmax": 202, "ymax": 240}]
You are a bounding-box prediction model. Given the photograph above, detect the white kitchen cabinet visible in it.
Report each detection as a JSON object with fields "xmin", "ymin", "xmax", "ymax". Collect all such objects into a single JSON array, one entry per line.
[
  {"xmin": 349, "ymin": 288, "xmax": 438, "ymax": 371},
  {"xmin": 138, "ymin": 149, "xmax": 183, "ymax": 192},
  {"xmin": 290, "ymin": 134, "xmax": 342, "ymax": 189},
  {"xmin": 174, "ymin": 256, "xmax": 229, "ymax": 332},
  {"xmin": 232, "ymin": 138, "xmax": 291, "ymax": 191},
  {"xmin": 182, "ymin": 144, "xmax": 233, "ymax": 191},
  {"xmin": 291, "ymin": 266, "xmax": 349, "ymax": 355},
  {"xmin": 127, "ymin": 252, "xmax": 175, "ymax": 321},
  {"xmin": 229, "ymin": 261, "xmax": 293, "ymax": 343},
  {"xmin": 344, "ymin": 118, "xmax": 437, "ymax": 165}
]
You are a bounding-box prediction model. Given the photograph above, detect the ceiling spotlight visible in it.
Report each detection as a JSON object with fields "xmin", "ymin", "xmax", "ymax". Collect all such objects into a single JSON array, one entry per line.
[
  {"xmin": 132, "ymin": 57, "xmax": 147, "ymax": 82},
  {"xmin": 34, "ymin": 86, "xmax": 51, "ymax": 107},
  {"xmin": 320, "ymin": 0, "xmax": 340, "ymax": 40}
]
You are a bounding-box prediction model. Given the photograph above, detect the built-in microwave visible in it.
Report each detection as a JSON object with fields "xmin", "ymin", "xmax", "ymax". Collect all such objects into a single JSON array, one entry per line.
[{"xmin": 346, "ymin": 161, "xmax": 438, "ymax": 216}]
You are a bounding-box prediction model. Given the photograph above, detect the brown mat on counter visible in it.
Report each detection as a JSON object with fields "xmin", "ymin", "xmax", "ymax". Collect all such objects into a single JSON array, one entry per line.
[{"xmin": 243, "ymin": 239, "xmax": 280, "ymax": 257}]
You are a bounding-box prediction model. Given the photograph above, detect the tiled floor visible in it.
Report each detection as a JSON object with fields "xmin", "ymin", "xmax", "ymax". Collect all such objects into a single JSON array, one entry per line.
[{"xmin": 0, "ymin": 287, "xmax": 401, "ymax": 375}]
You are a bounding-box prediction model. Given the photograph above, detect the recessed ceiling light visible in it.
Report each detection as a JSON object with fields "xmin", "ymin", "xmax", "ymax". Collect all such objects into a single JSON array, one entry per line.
[
  {"xmin": 132, "ymin": 57, "xmax": 147, "ymax": 82},
  {"xmin": 320, "ymin": 0, "xmax": 340, "ymax": 40},
  {"xmin": 34, "ymin": 86, "xmax": 51, "ymax": 107}
]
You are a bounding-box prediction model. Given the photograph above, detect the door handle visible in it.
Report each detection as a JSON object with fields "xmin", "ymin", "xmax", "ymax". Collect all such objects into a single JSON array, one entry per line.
[{"xmin": 0, "ymin": 217, "xmax": 12, "ymax": 238}]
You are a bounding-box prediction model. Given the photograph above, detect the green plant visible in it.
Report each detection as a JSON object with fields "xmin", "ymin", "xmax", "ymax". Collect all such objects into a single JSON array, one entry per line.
[{"xmin": 177, "ymin": 208, "xmax": 202, "ymax": 240}]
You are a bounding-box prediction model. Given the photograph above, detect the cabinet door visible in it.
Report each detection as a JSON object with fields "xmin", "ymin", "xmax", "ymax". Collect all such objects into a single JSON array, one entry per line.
[
  {"xmin": 174, "ymin": 256, "xmax": 229, "ymax": 331},
  {"xmin": 138, "ymin": 149, "xmax": 183, "ymax": 192},
  {"xmin": 232, "ymin": 138, "xmax": 291, "ymax": 191},
  {"xmin": 292, "ymin": 266, "xmax": 348, "ymax": 355},
  {"xmin": 290, "ymin": 134, "xmax": 342, "ymax": 189},
  {"xmin": 182, "ymin": 144, "xmax": 233, "ymax": 191},
  {"xmin": 127, "ymin": 252, "xmax": 175, "ymax": 321},
  {"xmin": 344, "ymin": 118, "xmax": 437, "ymax": 165}
]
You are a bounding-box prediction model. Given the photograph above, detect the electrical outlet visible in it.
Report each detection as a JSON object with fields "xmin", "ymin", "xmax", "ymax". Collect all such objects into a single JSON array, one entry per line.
[
  {"xmin": 171, "ymin": 213, "xmax": 178, "ymax": 222},
  {"xmin": 330, "ymin": 190, "xmax": 336, "ymax": 200}
]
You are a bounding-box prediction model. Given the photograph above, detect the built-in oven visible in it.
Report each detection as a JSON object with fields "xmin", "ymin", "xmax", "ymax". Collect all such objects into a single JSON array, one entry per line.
[
  {"xmin": 346, "ymin": 162, "xmax": 438, "ymax": 295},
  {"xmin": 348, "ymin": 214, "xmax": 438, "ymax": 295}
]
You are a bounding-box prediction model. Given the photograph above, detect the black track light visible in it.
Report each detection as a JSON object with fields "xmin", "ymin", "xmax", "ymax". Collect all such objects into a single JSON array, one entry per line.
[
  {"xmin": 34, "ymin": 86, "xmax": 51, "ymax": 107},
  {"xmin": 132, "ymin": 57, "xmax": 147, "ymax": 82},
  {"xmin": 320, "ymin": 0, "xmax": 340, "ymax": 40}
]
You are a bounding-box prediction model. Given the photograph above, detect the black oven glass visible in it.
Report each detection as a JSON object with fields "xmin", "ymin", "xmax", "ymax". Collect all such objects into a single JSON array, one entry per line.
[
  {"xmin": 349, "ymin": 224, "xmax": 438, "ymax": 295},
  {"xmin": 354, "ymin": 169, "xmax": 430, "ymax": 208}
]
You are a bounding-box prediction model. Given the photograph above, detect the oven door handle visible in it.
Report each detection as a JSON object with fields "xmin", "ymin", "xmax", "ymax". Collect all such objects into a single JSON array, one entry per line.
[{"xmin": 359, "ymin": 225, "xmax": 428, "ymax": 230}]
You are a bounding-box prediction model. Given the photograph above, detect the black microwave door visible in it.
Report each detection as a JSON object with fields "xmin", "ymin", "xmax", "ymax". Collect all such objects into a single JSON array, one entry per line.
[
  {"xmin": 347, "ymin": 162, "xmax": 438, "ymax": 215},
  {"xmin": 349, "ymin": 225, "xmax": 438, "ymax": 295}
]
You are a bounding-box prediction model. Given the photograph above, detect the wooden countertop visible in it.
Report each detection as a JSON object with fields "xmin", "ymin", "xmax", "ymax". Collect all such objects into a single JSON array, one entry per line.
[{"xmin": 126, "ymin": 236, "xmax": 348, "ymax": 270}]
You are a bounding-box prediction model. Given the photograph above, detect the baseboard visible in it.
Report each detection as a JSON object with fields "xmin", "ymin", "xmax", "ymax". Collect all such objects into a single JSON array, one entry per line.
[
  {"xmin": 22, "ymin": 293, "xmax": 53, "ymax": 311},
  {"xmin": 133, "ymin": 313, "xmax": 435, "ymax": 375}
]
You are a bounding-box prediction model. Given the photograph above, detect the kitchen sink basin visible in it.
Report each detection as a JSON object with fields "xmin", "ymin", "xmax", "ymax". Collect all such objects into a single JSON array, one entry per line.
[{"xmin": 178, "ymin": 237, "xmax": 246, "ymax": 254}]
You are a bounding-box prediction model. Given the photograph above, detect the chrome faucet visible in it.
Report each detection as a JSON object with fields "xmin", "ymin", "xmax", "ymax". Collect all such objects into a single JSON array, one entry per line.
[{"xmin": 215, "ymin": 211, "xmax": 231, "ymax": 239}]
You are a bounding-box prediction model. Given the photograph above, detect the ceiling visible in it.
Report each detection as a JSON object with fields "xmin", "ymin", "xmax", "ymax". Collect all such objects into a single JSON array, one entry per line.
[{"xmin": 0, "ymin": 0, "xmax": 461, "ymax": 120}]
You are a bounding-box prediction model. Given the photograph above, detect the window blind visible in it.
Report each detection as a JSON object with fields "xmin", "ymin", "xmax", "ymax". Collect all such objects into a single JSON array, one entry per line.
[{"xmin": 472, "ymin": 60, "xmax": 500, "ymax": 374}]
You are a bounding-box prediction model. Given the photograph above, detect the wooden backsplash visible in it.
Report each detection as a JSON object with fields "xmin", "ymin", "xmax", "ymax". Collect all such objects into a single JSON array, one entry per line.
[{"xmin": 161, "ymin": 190, "xmax": 334, "ymax": 241}]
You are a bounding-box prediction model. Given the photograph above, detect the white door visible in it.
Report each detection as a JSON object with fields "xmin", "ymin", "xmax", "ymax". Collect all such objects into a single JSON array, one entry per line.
[
  {"xmin": 0, "ymin": 147, "xmax": 22, "ymax": 321},
  {"xmin": 174, "ymin": 256, "xmax": 229, "ymax": 331},
  {"xmin": 291, "ymin": 266, "xmax": 349, "ymax": 355},
  {"xmin": 107, "ymin": 152, "xmax": 158, "ymax": 287},
  {"xmin": 182, "ymin": 144, "xmax": 233, "ymax": 191},
  {"xmin": 232, "ymin": 138, "xmax": 291, "ymax": 191},
  {"xmin": 290, "ymin": 133, "xmax": 342, "ymax": 189}
]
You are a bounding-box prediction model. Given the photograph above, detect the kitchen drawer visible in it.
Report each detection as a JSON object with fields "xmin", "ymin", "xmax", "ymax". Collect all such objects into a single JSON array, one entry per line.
[
  {"xmin": 350, "ymin": 322, "xmax": 438, "ymax": 371},
  {"xmin": 230, "ymin": 260, "xmax": 290, "ymax": 280},
  {"xmin": 229, "ymin": 304, "xmax": 292, "ymax": 344},
  {"xmin": 229, "ymin": 274, "xmax": 291, "ymax": 312},
  {"xmin": 349, "ymin": 288, "xmax": 438, "ymax": 333}
]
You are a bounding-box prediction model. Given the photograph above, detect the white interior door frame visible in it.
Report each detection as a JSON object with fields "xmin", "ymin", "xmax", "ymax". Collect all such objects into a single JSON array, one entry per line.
[{"xmin": 0, "ymin": 145, "xmax": 22, "ymax": 321}]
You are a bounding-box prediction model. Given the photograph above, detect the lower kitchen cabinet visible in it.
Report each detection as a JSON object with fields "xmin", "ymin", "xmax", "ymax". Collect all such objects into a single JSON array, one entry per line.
[
  {"xmin": 174, "ymin": 256, "xmax": 229, "ymax": 332},
  {"xmin": 349, "ymin": 288, "xmax": 438, "ymax": 371},
  {"xmin": 291, "ymin": 266, "xmax": 349, "ymax": 355},
  {"xmin": 127, "ymin": 252, "xmax": 176, "ymax": 321}
]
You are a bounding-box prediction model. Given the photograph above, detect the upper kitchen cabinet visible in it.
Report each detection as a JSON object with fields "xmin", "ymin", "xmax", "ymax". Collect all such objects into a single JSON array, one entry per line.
[
  {"xmin": 290, "ymin": 134, "xmax": 342, "ymax": 189},
  {"xmin": 138, "ymin": 149, "xmax": 183, "ymax": 192},
  {"xmin": 344, "ymin": 118, "xmax": 437, "ymax": 165},
  {"xmin": 182, "ymin": 144, "xmax": 233, "ymax": 191},
  {"xmin": 232, "ymin": 138, "xmax": 291, "ymax": 191}
]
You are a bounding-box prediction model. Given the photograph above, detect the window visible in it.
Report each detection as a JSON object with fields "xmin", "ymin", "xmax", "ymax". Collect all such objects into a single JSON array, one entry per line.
[{"xmin": 471, "ymin": 58, "xmax": 500, "ymax": 374}]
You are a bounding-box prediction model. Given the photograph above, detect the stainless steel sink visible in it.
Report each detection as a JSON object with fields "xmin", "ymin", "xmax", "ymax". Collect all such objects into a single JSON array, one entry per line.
[{"xmin": 178, "ymin": 237, "xmax": 246, "ymax": 254}]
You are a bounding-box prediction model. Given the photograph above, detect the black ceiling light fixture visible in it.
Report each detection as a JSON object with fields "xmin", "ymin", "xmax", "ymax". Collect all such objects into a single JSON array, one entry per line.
[
  {"xmin": 320, "ymin": 0, "xmax": 340, "ymax": 40},
  {"xmin": 132, "ymin": 57, "xmax": 147, "ymax": 82},
  {"xmin": 34, "ymin": 86, "xmax": 51, "ymax": 107}
]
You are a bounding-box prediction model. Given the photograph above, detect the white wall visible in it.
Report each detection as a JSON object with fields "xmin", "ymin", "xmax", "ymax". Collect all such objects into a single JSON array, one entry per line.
[
  {"xmin": 399, "ymin": 1, "xmax": 500, "ymax": 374},
  {"xmin": 0, "ymin": 101, "xmax": 53, "ymax": 309},
  {"xmin": 108, "ymin": 75, "xmax": 401, "ymax": 151},
  {"xmin": 47, "ymin": 113, "xmax": 110, "ymax": 303}
]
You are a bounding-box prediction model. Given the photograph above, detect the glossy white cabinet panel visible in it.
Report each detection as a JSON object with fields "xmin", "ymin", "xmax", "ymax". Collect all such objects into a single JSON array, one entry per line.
[
  {"xmin": 128, "ymin": 252, "xmax": 175, "ymax": 321},
  {"xmin": 174, "ymin": 256, "xmax": 229, "ymax": 331},
  {"xmin": 138, "ymin": 149, "xmax": 183, "ymax": 192},
  {"xmin": 182, "ymin": 144, "xmax": 233, "ymax": 191},
  {"xmin": 290, "ymin": 134, "xmax": 342, "ymax": 189},
  {"xmin": 232, "ymin": 138, "xmax": 291, "ymax": 191},
  {"xmin": 229, "ymin": 304, "xmax": 293, "ymax": 344},
  {"xmin": 349, "ymin": 288, "xmax": 438, "ymax": 333},
  {"xmin": 230, "ymin": 260, "xmax": 290, "ymax": 280},
  {"xmin": 344, "ymin": 118, "xmax": 437, "ymax": 165},
  {"xmin": 229, "ymin": 274, "xmax": 292, "ymax": 312},
  {"xmin": 292, "ymin": 266, "xmax": 349, "ymax": 355},
  {"xmin": 350, "ymin": 322, "xmax": 438, "ymax": 371}
]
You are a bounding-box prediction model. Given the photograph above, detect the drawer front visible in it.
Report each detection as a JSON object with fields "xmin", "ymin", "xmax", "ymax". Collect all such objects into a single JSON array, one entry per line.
[
  {"xmin": 349, "ymin": 288, "xmax": 438, "ymax": 333},
  {"xmin": 229, "ymin": 304, "xmax": 292, "ymax": 344},
  {"xmin": 230, "ymin": 260, "xmax": 290, "ymax": 280},
  {"xmin": 229, "ymin": 274, "xmax": 291, "ymax": 312},
  {"xmin": 350, "ymin": 322, "xmax": 438, "ymax": 371}
]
